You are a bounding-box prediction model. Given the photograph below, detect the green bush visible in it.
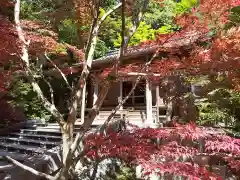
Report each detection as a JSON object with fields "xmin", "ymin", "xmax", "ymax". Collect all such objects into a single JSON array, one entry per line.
[
  {"xmin": 58, "ymin": 19, "xmax": 78, "ymax": 45},
  {"xmin": 196, "ymin": 88, "xmax": 240, "ymax": 128},
  {"xmin": 9, "ymin": 79, "xmax": 52, "ymax": 121},
  {"xmin": 175, "ymin": 0, "xmax": 198, "ymax": 15},
  {"xmin": 94, "ymin": 39, "xmax": 110, "ymax": 58},
  {"xmin": 116, "ymin": 165, "xmax": 136, "ymax": 180}
]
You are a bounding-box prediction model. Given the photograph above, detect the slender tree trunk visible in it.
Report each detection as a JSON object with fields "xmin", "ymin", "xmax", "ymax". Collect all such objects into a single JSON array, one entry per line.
[
  {"xmin": 58, "ymin": 122, "xmax": 74, "ymax": 180},
  {"xmin": 61, "ymin": 123, "xmax": 74, "ymax": 161},
  {"xmin": 83, "ymin": 81, "xmax": 112, "ymax": 129}
]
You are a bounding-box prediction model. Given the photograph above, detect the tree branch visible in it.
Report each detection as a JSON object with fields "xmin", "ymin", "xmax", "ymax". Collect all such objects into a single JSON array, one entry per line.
[
  {"xmin": 121, "ymin": 0, "xmax": 126, "ymax": 54},
  {"xmin": 57, "ymin": 3, "xmax": 124, "ymax": 174},
  {"xmin": 100, "ymin": 76, "xmax": 143, "ymax": 133},
  {"xmin": 126, "ymin": 0, "xmax": 149, "ymax": 46},
  {"xmin": 4, "ymin": 156, "xmax": 55, "ymax": 180},
  {"xmin": 14, "ymin": 0, "xmax": 65, "ymax": 127},
  {"xmin": 45, "ymin": 52, "xmax": 72, "ymax": 90},
  {"xmin": 43, "ymin": 77, "xmax": 55, "ymax": 105},
  {"xmin": 71, "ymin": 0, "xmax": 151, "ymax": 163},
  {"xmin": 98, "ymin": 3, "xmax": 122, "ymax": 28},
  {"xmin": 99, "ymin": 32, "xmax": 178, "ymax": 132},
  {"xmin": 67, "ymin": 2, "xmax": 123, "ymax": 125}
]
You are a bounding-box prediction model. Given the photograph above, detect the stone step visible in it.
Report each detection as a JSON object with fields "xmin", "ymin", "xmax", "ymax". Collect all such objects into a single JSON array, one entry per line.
[
  {"xmin": 24, "ymin": 122, "xmax": 47, "ymax": 127},
  {"xmin": 10, "ymin": 133, "xmax": 62, "ymax": 142},
  {"xmin": 98, "ymin": 112, "xmax": 158, "ymax": 117},
  {"xmin": 98, "ymin": 109, "xmax": 158, "ymax": 115},
  {"xmin": 47, "ymin": 123, "xmax": 84, "ymax": 128},
  {"xmin": 45, "ymin": 125, "xmax": 82, "ymax": 129},
  {"xmin": 18, "ymin": 129, "xmax": 62, "ymax": 136},
  {"xmin": 0, "ymin": 143, "xmax": 46, "ymax": 154},
  {"xmin": 0, "ymin": 137, "xmax": 60, "ymax": 149},
  {"xmin": 123, "ymin": 115, "xmax": 166, "ymax": 120}
]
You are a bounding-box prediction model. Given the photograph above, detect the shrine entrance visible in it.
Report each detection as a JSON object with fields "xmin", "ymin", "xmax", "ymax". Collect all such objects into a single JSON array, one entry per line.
[{"xmin": 123, "ymin": 80, "xmax": 145, "ymax": 107}]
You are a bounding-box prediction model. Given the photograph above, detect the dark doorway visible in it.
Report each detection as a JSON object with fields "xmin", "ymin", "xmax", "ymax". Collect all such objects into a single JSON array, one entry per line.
[{"xmin": 123, "ymin": 81, "xmax": 145, "ymax": 106}]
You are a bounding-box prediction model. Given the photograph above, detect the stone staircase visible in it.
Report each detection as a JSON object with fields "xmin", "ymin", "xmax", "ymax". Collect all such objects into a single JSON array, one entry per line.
[
  {"xmin": 0, "ymin": 118, "xmax": 109, "ymax": 180},
  {"xmin": 0, "ymin": 107, "xmax": 167, "ymax": 180},
  {"xmin": 0, "ymin": 120, "xmax": 63, "ymax": 180}
]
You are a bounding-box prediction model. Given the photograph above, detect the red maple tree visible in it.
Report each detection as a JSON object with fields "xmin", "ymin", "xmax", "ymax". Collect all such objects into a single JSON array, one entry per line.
[
  {"xmin": 97, "ymin": 0, "xmax": 240, "ymax": 90},
  {"xmin": 84, "ymin": 123, "xmax": 240, "ymax": 179}
]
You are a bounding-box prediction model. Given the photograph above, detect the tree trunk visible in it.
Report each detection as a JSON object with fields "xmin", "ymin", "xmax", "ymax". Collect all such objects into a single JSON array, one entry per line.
[
  {"xmin": 62, "ymin": 128, "xmax": 73, "ymax": 162},
  {"xmin": 83, "ymin": 81, "xmax": 111, "ymax": 129},
  {"xmin": 58, "ymin": 122, "xmax": 74, "ymax": 180}
]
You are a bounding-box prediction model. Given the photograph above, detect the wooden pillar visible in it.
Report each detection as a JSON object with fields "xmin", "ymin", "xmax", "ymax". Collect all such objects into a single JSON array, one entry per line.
[
  {"xmin": 81, "ymin": 82, "xmax": 86, "ymax": 121},
  {"xmin": 93, "ymin": 82, "xmax": 98, "ymax": 106},
  {"xmin": 145, "ymin": 78, "xmax": 153, "ymax": 124},
  {"xmin": 156, "ymin": 85, "xmax": 160, "ymax": 124},
  {"xmin": 119, "ymin": 80, "xmax": 123, "ymax": 110},
  {"xmin": 166, "ymin": 101, "xmax": 173, "ymax": 122}
]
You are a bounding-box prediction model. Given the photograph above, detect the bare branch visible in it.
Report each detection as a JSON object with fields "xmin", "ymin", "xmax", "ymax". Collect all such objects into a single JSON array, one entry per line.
[
  {"xmin": 126, "ymin": 0, "xmax": 149, "ymax": 46},
  {"xmin": 121, "ymin": 0, "xmax": 126, "ymax": 56},
  {"xmin": 85, "ymin": 18, "xmax": 98, "ymax": 57},
  {"xmin": 56, "ymin": 3, "xmax": 124, "ymax": 173},
  {"xmin": 14, "ymin": 0, "xmax": 30, "ymax": 66},
  {"xmin": 4, "ymin": 156, "xmax": 54, "ymax": 180},
  {"xmin": 98, "ymin": 3, "xmax": 122, "ymax": 28},
  {"xmin": 70, "ymin": 0, "xmax": 150, "ymax": 160},
  {"xmin": 45, "ymin": 52, "xmax": 72, "ymax": 90},
  {"xmin": 86, "ymin": 2, "xmax": 122, "ymax": 65},
  {"xmin": 86, "ymin": 2, "xmax": 122, "ymax": 56},
  {"xmin": 43, "ymin": 77, "xmax": 54, "ymax": 105},
  {"xmin": 67, "ymin": 2, "xmax": 123, "ymax": 125},
  {"xmin": 27, "ymin": 69, "xmax": 65, "ymax": 126},
  {"xmin": 114, "ymin": 0, "xmax": 126, "ymax": 75}
]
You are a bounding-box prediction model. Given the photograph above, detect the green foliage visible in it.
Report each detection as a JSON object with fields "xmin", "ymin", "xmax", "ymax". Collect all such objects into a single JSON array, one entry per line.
[
  {"xmin": 20, "ymin": 0, "xmax": 55, "ymax": 21},
  {"xmin": 55, "ymin": 43, "xmax": 67, "ymax": 54},
  {"xmin": 94, "ymin": 39, "xmax": 110, "ymax": 58},
  {"xmin": 186, "ymin": 75, "xmax": 240, "ymax": 129},
  {"xmin": 98, "ymin": 10, "xmax": 121, "ymax": 49},
  {"xmin": 9, "ymin": 79, "xmax": 52, "ymax": 121},
  {"xmin": 175, "ymin": 0, "xmax": 198, "ymax": 15},
  {"xmin": 196, "ymin": 88, "xmax": 240, "ymax": 127},
  {"xmin": 101, "ymin": 0, "xmax": 117, "ymax": 10},
  {"xmin": 114, "ymin": 21, "xmax": 156, "ymax": 47},
  {"xmin": 58, "ymin": 19, "xmax": 78, "ymax": 45},
  {"xmin": 129, "ymin": 22, "xmax": 156, "ymax": 45},
  {"xmin": 157, "ymin": 24, "xmax": 174, "ymax": 34},
  {"xmin": 226, "ymin": 6, "xmax": 240, "ymax": 28},
  {"xmin": 116, "ymin": 165, "xmax": 136, "ymax": 180},
  {"xmin": 113, "ymin": 0, "xmax": 197, "ymax": 48},
  {"xmin": 144, "ymin": 0, "xmax": 177, "ymax": 29}
]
